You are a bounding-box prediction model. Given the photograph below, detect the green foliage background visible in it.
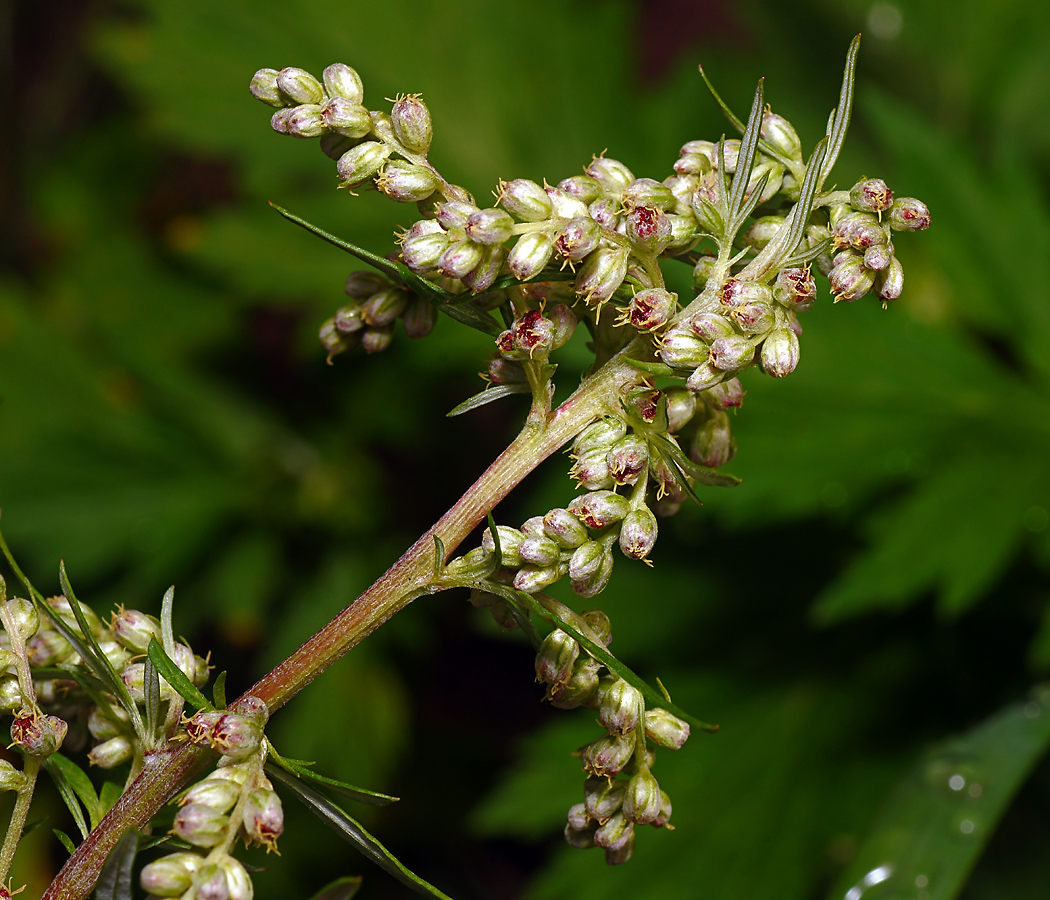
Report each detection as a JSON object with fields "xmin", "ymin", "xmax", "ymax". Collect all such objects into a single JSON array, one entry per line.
[{"xmin": 1, "ymin": 0, "xmax": 1049, "ymax": 897}]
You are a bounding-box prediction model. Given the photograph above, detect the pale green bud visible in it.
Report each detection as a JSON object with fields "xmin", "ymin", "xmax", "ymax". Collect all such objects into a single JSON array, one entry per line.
[
  {"xmin": 322, "ymin": 97, "xmax": 371, "ymax": 138},
  {"xmin": 564, "ymin": 822, "xmax": 597, "ymax": 849},
  {"xmin": 519, "ymin": 536, "xmax": 562, "ymax": 568},
  {"xmin": 574, "ymin": 417, "xmax": 627, "ymax": 455},
  {"xmin": 140, "ymin": 852, "xmax": 201, "ymax": 897},
  {"xmin": 361, "ymin": 325, "xmax": 395, "ymax": 354},
  {"xmin": 336, "ymin": 141, "xmax": 391, "ymax": 186},
  {"xmin": 4, "ymin": 597, "xmax": 40, "ymax": 639},
  {"xmin": 499, "ymin": 179, "xmax": 551, "ymax": 221},
  {"xmin": 829, "ymin": 254, "xmax": 875, "ymax": 302},
  {"xmin": 180, "ymin": 778, "xmax": 242, "ymax": 813},
  {"xmin": 761, "ymin": 110, "xmax": 802, "ymax": 159},
  {"xmin": 554, "ymin": 216, "xmax": 602, "ymax": 262},
  {"xmin": 543, "ymin": 508, "xmax": 590, "ymax": 549},
  {"xmin": 438, "ymin": 238, "xmax": 484, "ymax": 280},
  {"xmin": 598, "ymin": 679, "xmax": 643, "ymax": 734},
  {"xmin": 623, "ymin": 177, "xmax": 675, "ymax": 210},
  {"xmin": 575, "ymin": 247, "xmax": 629, "ymax": 304},
  {"xmin": 360, "ymin": 288, "xmax": 409, "ymax": 328},
  {"xmin": 644, "ymin": 708, "xmax": 690, "ymax": 749},
  {"xmin": 481, "ymin": 525, "xmax": 525, "ymax": 568},
  {"xmin": 568, "ymin": 491, "xmax": 630, "ymax": 529},
  {"xmin": 569, "ymin": 541, "xmax": 614, "ymax": 599},
  {"xmin": 708, "ymin": 335, "xmax": 756, "ymax": 371},
  {"xmin": 286, "ymin": 104, "xmax": 328, "ymax": 138},
  {"xmin": 242, "ymin": 786, "xmax": 285, "ymax": 850},
  {"xmin": 581, "ymin": 732, "xmax": 634, "ymax": 777},
  {"xmin": 1, "ymin": 675, "xmax": 24, "ymax": 711},
  {"xmin": 277, "ymin": 67, "xmax": 324, "ymax": 105},
  {"xmin": 658, "ymin": 325, "xmax": 709, "ymax": 369},
  {"xmin": 88, "ymin": 735, "xmax": 134, "ymax": 769},
  {"xmin": 623, "ymin": 769, "xmax": 662, "ymax": 824},
  {"xmin": 606, "ymin": 436, "xmax": 649, "ymax": 487},
  {"xmin": 376, "ymin": 160, "xmax": 439, "ymax": 202},
  {"xmin": 570, "ymin": 446, "xmax": 614, "ymax": 491},
  {"xmin": 173, "ymin": 803, "xmax": 228, "ymax": 847},
  {"xmin": 219, "ymin": 856, "xmax": 253, "ymax": 900},
  {"xmin": 558, "ymin": 174, "xmax": 604, "ymax": 204},
  {"xmin": 391, "ymin": 94, "xmax": 433, "ymax": 155},
  {"xmin": 877, "ymin": 257, "xmax": 904, "ymax": 302},
  {"xmin": 745, "ymin": 215, "xmax": 786, "ymax": 250},
  {"xmin": 465, "ymin": 208, "xmax": 515, "ymax": 245},
  {"xmin": 691, "ymin": 410, "xmax": 737, "ymax": 468},
  {"xmin": 535, "ymin": 629, "xmax": 579, "ymax": 687},
  {"xmin": 323, "ymin": 63, "xmax": 364, "ymax": 104},
  {"xmin": 549, "ymin": 657, "xmax": 601, "ymax": 709},
  {"xmin": 513, "ymin": 564, "xmax": 562, "ymax": 594},
  {"xmin": 619, "ymin": 507, "xmax": 658, "ymax": 560},
  {"xmin": 585, "ymin": 157, "xmax": 634, "ymax": 195},
  {"xmin": 111, "ymin": 607, "xmax": 161, "ymax": 652},
  {"xmin": 249, "ymin": 68, "xmax": 287, "ymax": 108},
  {"xmin": 544, "ymin": 186, "xmax": 589, "ymax": 220},
  {"xmin": 594, "ymin": 810, "xmax": 634, "ymax": 853},
  {"xmin": 403, "ymin": 296, "xmax": 438, "ymax": 339},
  {"xmin": 0, "ymin": 759, "xmax": 27, "ymax": 792}
]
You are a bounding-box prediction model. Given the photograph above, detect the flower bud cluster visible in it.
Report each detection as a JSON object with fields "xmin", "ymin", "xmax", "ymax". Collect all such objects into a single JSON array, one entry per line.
[
  {"xmin": 319, "ymin": 270, "xmax": 437, "ymax": 360},
  {"xmin": 534, "ymin": 618, "xmax": 687, "ymax": 864}
]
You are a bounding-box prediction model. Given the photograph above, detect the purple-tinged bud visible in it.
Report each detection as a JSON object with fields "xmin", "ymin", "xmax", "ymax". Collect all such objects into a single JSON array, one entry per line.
[
  {"xmin": 173, "ymin": 803, "xmax": 227, "ymax": 847},
  {"xmin": 11, "ymin": 713, "xmax": 67, "ymax": 757},
  {"xmin": 680, "ymin": 139, "xmax": 716, "ymax": 160},
  {"xmin": 519, "ymin": 536, "xmax": 562, "ymax": 568},
  {"xmin": 773, "ymin": 266, "xmax": 817, "ymax": 312},
  {"xmin": 864, "ymin": 242, "xmax": 894, "ymax": 271},
  {"xmin": 361, "ymin": 326, "xmax": 394, "ymax": 354},
  {"xmin": 359, "ymin": 288, "xmax": 408, "ymax": 327},
  {"xmin": 461, "ymin": 245, "xmax": 506, "ymax": 293},
  {"xmin": 323, "ymin": 64, "xmax": 364, "ymax": 104},
  {"xmin": 545, "ymin": 303, "xmax": 577, "ymax": 349},
  {"xmin": 554, "ymin": 216, "xmax": 602, "ymax": 262},
  {"xmin": 666, "ymin": 213, "xmax": 700, "ymax": 249},
  {"xmin": 140, "ymin": 852, "xmax": 201, "ymax": 897},
  {"xmin": 391, "ymin": 94, "xmax": 433, "ymax": 154},
  {"xmin": 675, "ymin": 152, "xmax": 712, "ymax": 177},
  {"xmin": 521, "ymin": 515, "xmax": 547, "ymax": 539},
  {"xmin": 558, "ymin": 175, "xmax": 604, "ymax": 204},
  {"xmin": 270, "ymin": 108, "xmax": 293, "ymax": 134},
  {"xmin": 481, "ymin": 526, "xmax": 525, "ymax": 568},
  {"xmin": 569, "ymin": 541, "xmax": 614, "ymax": 598},
  {"xmin": 375, "ymin": 161, "xmax": 439, "ymax": 202},
  {"xmin": 692, "ymin": 410, "xmax": 737, "ymax": 468},
  {"xmin": 832, "ymin": 211, "xmax": 884, "ymax": 249},
  {"xmin": 786, "ymin": 309, "xmax": 803, "ymax": 337},
  {"xmin": 623, "ymin": 177, "xmax": 676, "ymax": 210},
  {"xmin": 709, "ymin": 335, "xmax": 756, "ymax": 371},
  {"xmin": 693, "ymin": 254, "xmax": 717, "ymax": 290},
  {"xmin": 581, "ymin": 732, "xmax": 635, "ymax": 777},
  {"xmin": 568, "ymin": 491, "xmax": 631, "ymax": 529},
  {"xmin": 403, "ymin": 296, "xmax": 438, "ymax": 339},
  {"xmin": 435, "ymin": 200, "xmax": 477, "ymax": 230},
  {"xmin": 653, "ymin": 790, "xmax": 673, "ymax": 827},
  {"xmin": 658, "ymin": 325, "xmax": 709, "ymax": 369},
  {"xmin": 232, "ymin": 696, "xmax": 269, "ymax": 727},
  {"xmin": 250, "ymin": 68, "xmax": 287, "ymax": 108},
  {"xmin": 544, "ymin": 187, "xmax": 589, "ymax": 220},
  {"xmin": 625, "ymin": 205, "xmax": 671, "ymax": 252},
  {"xmin": 702, "ymin": 377, "xmax": 745, "ymax": 411},
  {"xmin": 242, "ymin": 787, "xmax": 285, "ymax": 851},
  {"xmin": 24, "ymin": 629, "xmax": 73, "ymax": 668},
  {"xmin": 47, "ymin": 594, "xmax": 104, "ymax": 637},
  {"xmin": 581, "ymin": 608, "xmax": 613, "ymax": 646},
  {"xmin": 584, "ymin": 774, "xmax": 626, "ymax": 821},
  {"xmin": 644, "ymin": 708, "xmax": 690, "ymax": 749},
  {"xmin": 286, "ymin": 104, "xmax": 327, "ymax": 138},
  {"xmin": 194, "ymin": 863, "xmax": 230, "ymax": 900},
  {"xmin": 87, "ymin": 735, "xmax": 133, "ymax": 769},
  {"xmin": 507, "ymin": 232, "xmax": 554, "ymax": 280},
  {"xmin": 336, "ymin": 141, "xmax": 391, "ymax": 186},
  {"xmin": 570, "ymin": 447, "xmax": 613, "ymax": 491},
  {"xmin": 623, "ymin": 769, "xmax": 662, "ymax": 825},
  {"xmin": 506, "ymin": 309, "xmax": 556, "ymax": 357},
  {"xmin": 535, "ymin": 630, "xmax": 580, "ymax": 687},
  {"xmin": 567, "ymin": 802, "xmax": 591, "ymax": 831},
  {"xmin": 321, "ymin": 97, "xmax": 371, "ymax": 138},
  {"xmin": 877, "ymin": 257, "xmax": 904, "ymax": 302},
  {"xmin": 486, "ymin": 356, "xmax": 527, "ymax": 385},
  {"xmin": 761, "ymin": 111, "xmax": 802, "ymax": 159},
  {"xmin": 594, "ymin": 810, "xmax": 634, "ymax": 852},
  {"xmin": 607, "ymin": 436, "xmax": 649, "ymax": 487},
  {"xmin": 665, "ymin": 387, "xmax": 697, "ymax": 432},
  {"xmin": 185, "ymin": 710, "xmax": 222, "ymax": 746},
  {"xmin": 586, "ymin": 157, "xmax": 635, "ymax": 195},
  {"xmin": 604, "ymin": 831, "xmax": 636, "ymax": 865},
  {"xmin": 574, "ymin": 418, "xmax": 627, "ymax": 455},
  {"xmin": 402, "ymin": 229, "xmax": 449, "ymax": 272},
  {"xmin": 465, "ymin": 208, "xmax": 515, "ymax": 245},
  {"xmin": 687, "ymin": 312, "xmax": 732, "ymax": 342},
  {"xmin": 850, "ymin": 178, "xmax": 893, "ymax": 214},
  {"xmin": 276, "ymin": 67, "xmax": 324, "ymax": 105},
  {"xmin": 745, "ymin": 215, "xmax": 786, "ymax": 250},
  {"xmin": 438, "ymin": 238, "xmax": 484, "ymax": 280},
  {"xmin": 664, "ymin": 173, "xmax": 698, "ymax": 211},
  {"xmin": 211, "ymin": 714, "xmax": 262, "ymax": 760},
  {"xmin": 320, "ymin": 134, "xmax": 355, "ymax": 162},
  {"xmin": 829, "ymin": 255, "xmax": 876, "ymax": 302},
  {"xmin": 344, "ymin": 270, "xmax": 389, "ymax": 299},
  {"xmin": 543, "ymin": 508, "xmax": 589, "ymax": 549},
  {"xmin": 550, "ymin": 658, "xmax": 601, "ymax": 709},
  {"xmin": 1, "ymin": 677, "xmax": 23, "ymax": 711},
  {"xmin": 180, "ymin": 778, "xmax": 241, "ymax": 813},
  {"xmin": 712, "ymin": 138, "xmax": 741, "ymax": 172},
  {"xmin": 619, "ymin": 507, "xmax": 658, "ymax": 560},
  {"xmin": 87, "ymin": 705, "xmax": 128, "ymax": 742},
  {"xmin": 888, "ymin": 197, "xmax": 931, "ymax": 231},
  {"xmin": 588, "ymin": 197, "xmax": 621, "ymax": 230},
  {"xmin": 599, "ymin": 679, "xmax": 643, "ymax": 734},
  {"xmin": 721, "ymin": 279, "xmax": 774, "ymax": 310},
  {"xmin": 730, "ymin": 301, "xmax": 776, "ymax": 335},
  {"xmin": 5, "ymin": 597, "xmax": 40, "ymax": 639},
  {"xmin": 499, "ymin": 179, "xmax": 551, "ymax": 221},
  {"xmin": 626, "ymin": 288, "xmax": 676, "ymax": 331},
  {"xmin": 219, "ymin": 857, "xmax": 253, "ymax": 900},
  {"xmin": 110, "ymin": 607, "xmax": 161, "ymax": 652},
  {"xmin": 513, "ymin": 564, "xmax": 562, "ymax": 594},
  {"xmin": 564, "ymin": 824, "xmax": 597, "ymax": 850}
]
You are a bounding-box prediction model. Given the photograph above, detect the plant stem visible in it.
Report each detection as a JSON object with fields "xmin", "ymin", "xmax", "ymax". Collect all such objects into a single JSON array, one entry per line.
[
  {"xmin": 0, "ymin": 757, "xmax": 40, "ymax": 885},
  {"xmin": 43, "ymin": 353, "xmax": 644, "ymax": 900}
]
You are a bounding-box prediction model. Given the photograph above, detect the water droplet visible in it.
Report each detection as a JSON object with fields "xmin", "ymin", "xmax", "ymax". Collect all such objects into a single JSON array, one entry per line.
[
  {"xmin": 951, "ymin": 809, "xmax": 984, "ymax": 840},
  {"xmin": 915, "ymin": 875, "xmax": 928, "ymax": 889},
  {"xmin": 1024, "ymin": 701, "xmax": 1041, "ymax": 719},
  {"xmin": 948, "ymin": 774, "xmax": 965, "ymax": 791},
  {"xmin": 924, "ymin": 756, "xmax": 985, "ymax": 798}
]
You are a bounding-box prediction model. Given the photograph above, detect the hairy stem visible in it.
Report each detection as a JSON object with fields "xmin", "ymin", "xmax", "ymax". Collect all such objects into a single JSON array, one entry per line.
[
  {"xmin": 0, "ymin": 757, "xmax": 40, "ymax": 885},
  {"xmin": 43, "ymin": 353, "xmax": 643, "ymax": 900}
]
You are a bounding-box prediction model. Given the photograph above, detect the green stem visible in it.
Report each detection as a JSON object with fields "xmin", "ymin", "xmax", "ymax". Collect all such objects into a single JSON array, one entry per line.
[
  {"xmin": 0, "ymin": 757, "xmax": 41, "ymax": 885},
  {"xmin": 42, "ymin": 353, "xmax": 645, "ymax": 900}
]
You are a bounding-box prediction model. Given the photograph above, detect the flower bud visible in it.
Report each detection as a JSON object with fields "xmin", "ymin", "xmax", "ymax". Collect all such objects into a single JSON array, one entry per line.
[
  {"xmin": 585, "ymin": 157, "xmax": 635, "ymax": 195},
  {"xmin": 623, "ymin": 769, "xmax": 662, "ymax": 824},
  {"xmin": 644, "ymin": 708, "xmax": 690, "ymax": 750},
  {"xmin": 829, "ymin": 254, "xmax": 875, "ymax": 302},
  {"xmin": 1, "ymin": 675, "xmax": 23, "ymax": 711},
  {"xmin": 219, "ymin": 856, "xmax": 253, "ymax": 900},
  {"xmin": 663, "ymin": 387, "xmax": 696, "ymax": 432},
  {"xmin": 584, "ymin": 774, "xmax": 626, "ymax": 821},
  {"xmin": 269, "ymin": 108, "xmax": 293, "ymax": 134},
  {"xmin": 554, "ymin": 216, "xmax": 602, "ymax": 262},
  {"xmin": 242, "ymin": 786, "xmax": 285, "ymax": 850},
  {"xmin": 569, "ymin": 541, "xmax": 614, "ymax": 598},
  {"xmin": 535, "ymin": 630, "xmax": 580, "ymax": 687},
  {"xmin": 745, "ymin": 215, "xmax": 785, "ymax": 250},
  {"xmin": 730, "ymin": 301, "xmax": 776, "ymax": 335},
  {"xmin": 360, "ymin": 326, "xmax": 394, "ymax": 354},
  {"xmin": 665, "ymin": 213, "xmax": 700, "ymax": 249},
  {"xmin": 773, "ymin": 266, "xmax": 817, "ymax": 312},
  {"xmin": 463, "ymin": 208, "xmax": 514, "ymax": 245},
  {"xmin": 336, "ymin": 141, "xmax": 391, "ymax": 186},
  {"xmin": 692, "ymin": 410, "xmax": 737, "ymax": 468},
  {"xmin": 250, "ymin": 68, "xmax": 287, "ymax": 108},
  {"xmin": 88, "ymin": 735, "xmax": 133, "ymax": 769},
  {"xmin": 185, "ymin": 710, "xmax": 223, "ymax": 746},
  {"xmin": 507, "ymin": 232, "xmax": 554, "ymax": 280},
  {"xmin": 761, "ymin": 111, "xmax": 802, "ymax": 159},
  {"xmin": 877, "ymin": 257, "xmax": 905, "ymax": 302},
  {"xmin": 625, "ymin": 205, "xmax": 671, "ymax": 252},
  {"xmin": 689, "ymin": 312, "xmax": 735, "ymax": 342},
  {"xmin": 888, "ymin": 197, "xmax": 931, "ymax": 231},
  {"xmin": 558, "ymin": 175, "xmax": 604, "ymax": 204},
  {"xmin": 564, "ymin": 822, "xmax": 598, "ymax": 849},
  {"xmin": 375, "ymin": 161, "xmax": 439, "ymax": 202},
  {"xmin": 486, "ymin": 357, "xmax": 527, "ymax": 385},
  {"xmin": 535, "ymin": 510, "xmax": 585, "ymax": 552},
  {"xmin": 110, "ymin": 607, "xmax": 161, "ymax": 652},
  {"xmin": 850, "ymin": 178, "xmax": 893, "ymax": 214},
  {"xmin": 588, "ymin": 197, "xmax": 621, "ymax": 230},
  {"xmin": 173, "ymin": 803, "xmax": 227, "ymax": 847},
  {"xmin": 575, "ymin": 247, "xmax": 628, "ymax": 304},
  {"xmin": 87, "ymin": 706, "xmax": 127, "ymax": 742},
  {"xmin": 518, "ymin": 535, "xmax": 562, "ymax": 568},
  {"xmin": 286, "ymin": 104, "xmax": 328, "ymax": 138},
  {"xmin": 402, "ymin": 228, "xmax": 449, "ymax": 272},
  {"xmin": 864, "ymin": 242, "xmax": 894, "ymax": 272},
  {"xmin": 623, "ymin": 177, "xmax": 676, "ymax": 211},
  {"xmin": 721, "ymin": 278, "xmax": 774, "ymax": 310},
  {"xmin": 571, "ymin": 446, "xmax": 613, "ymax": 490},
  {"xmin": 180, "ymin": 777, "xmax": 242, "ymax": 813},
  {"xmin": 438, "ymin": 239, "xmax": 484, "ymax": 280},
  {"xmin": 322, "ymin": 63, "xmax": 364, "ymax": 103},
  {"xmin": 626, "ymin": 288, "xmax": 676, "ymax": 331},
  {"xmin": 4, "ymin": 597, "xmax": 39, "ymax": 641},
  {"xmin": 658, "ymin": 325, "xmax": 709, "ymax": 369},
  {"xmin": 544, "ymin": 186, "xmax": 589, "ymax": 220},
  {"xmin": 499, "ymin": 179, "xmax": 551, "ymax": 221},
  {"xmin": 193, "ymin": 863, "xmax": 230, "ymax": 900},
  {"xmin": 322, "ymin": 97, "xmax": 371, "ymax": 138},
  {"xmin": 708, "ymin": 335, "xmax": 756, "ymax": 371},
  {"xmin": 606, "ymin": 436, "xmax": 649, "ymax": 487},
  {"xmin": 581, "ymin": 732, "xmax": 635, "ymax": 777},
  {"xmin": 549, "ymin": 657, "xmax": 601, "ymax": 709},
  {"xmin": 403, "ymin": 296, "xmax": 438, "ymax": 339},
  {"xmin": 391, "ymin": 94, "xmax": 433, "ymax": 154},
  {"xmin": 594, "ymin": 810, "xmax": 634, "ymax": 852},
  {"xmin": 319, "ymin": 132, "xmax": 356, "ymax": 160},
  {"xmin": 210, "ymin": 714, "xmax": 262, "ymax": 760},
  {"xmin": 11, "ymin": 713, "xmax": 67, "ymax": 757},
  {"xmin": 619, "ymin": 507, "xmax": 658, "ymax": 560},
  {"xmin": 276, "ymin": 67, "xmax": 324, "ymax": 105},
  {"xmin": 0, "ymin": 759, "xmax": 27, "ymax": 792},
  {"xmin": 599, "ymin": 679, "xmax": 643, "ymax": 734},
  {"xmin": 140, "ymin": 852, "xmax": 201, "ymax": 897},
  {"xmin": 481, "ymin": 526, "xmax": 525, "ymax": 568},
  {"xmin": 574, "ymin": 417, "xmax": 627, "ymax": 455},
  {"xmin": 513, "ymin": 564, "xmax": 562, "ymax": 594},
  {"xmin": 320, "ymin": 318, "xmax": 356, "ymax": 359},
  {"xmin": 567, "ymin": 801, "xmax": 591, "ymax": 832},
  {"xmin": 604, "ymin": 830, "xmax": 636, "ymax": 865},
  {"xmin": 568, "ymin": 491, "xmax": 631, "ymax": 529}
]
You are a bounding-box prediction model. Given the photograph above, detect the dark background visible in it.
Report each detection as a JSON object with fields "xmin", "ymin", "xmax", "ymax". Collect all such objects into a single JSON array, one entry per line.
[{"xmin": 2, "ymin": 1, "xmax": 1050, "ymax": 898}]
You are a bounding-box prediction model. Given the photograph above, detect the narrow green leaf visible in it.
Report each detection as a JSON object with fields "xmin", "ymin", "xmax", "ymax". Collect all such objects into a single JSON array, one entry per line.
[
  {"xmin": 309, "ymin": 876, "xmax": 364, "ymax": 900},
  {"xmin": 46, "ymin": 753, "xmax": 102, "ymax": 830},
  {"xmin": 44, "ymin": 756, "xmax": 91, "ymax": 839},
  {"xmin": 160, "ymin": 585, "xmax": 177, "ymax": 658},
  {"xmin": 726, "ymin": 80, "xmax": 765, "ymax": 227},
  {"xmin": 54, "ymin": 829, "xmax": 77, "ymax": 857},
  {"xmin": 267, "ymin": 766, "xmax": 455, "ymax": 900},
  {"xmin": 144, "ymin": 655, "xmax": 161, "ymax": 740},
  {"xmin": 651, "ymin": 432, "xmax": 742, "ymax": 488},
  {"xmin": 486, "ymin": 512, "xmax": 503, "ymax": 572},
  {"xmin": 728, "ymin": 170, "xmax": 770, "ymax": 238},
  {"xmin": 93, "ymin": 830, "xmax": 138, "ymax": 900},
  {"xmin": 266, "ymin": 759, "xmax": 399, "ymax": 807},
  {"xmin": 147, "ymin": 638, "xmax": 213, "ymax": 712},
  {"xmin": 212, "ymin": 670, "xmax": 228, "ymax": 710},
  {"xmin": 820, "ymin": 34, "xmax": 861, "ymax": 182},
  {"xmin": 623, "ymin": 357, "xmax": 675, "ymax": 377},
  {"xmin": 828, "ymin": 688, "xmax": 1050, "ymax": 900},
  {"xmin": 432, "ymin": 535, "xmax": 446, "ymax": 577},
  {"xmin": 432, "ymin": 296, "xmax": 504, "ymax": 337},
  {"xmin": 58, "ymin": 561, "xmax": 119, "ymax": 686},
  {"xmin": 446, "ymin": 384, "xmax": 530, "ymax": 417}
]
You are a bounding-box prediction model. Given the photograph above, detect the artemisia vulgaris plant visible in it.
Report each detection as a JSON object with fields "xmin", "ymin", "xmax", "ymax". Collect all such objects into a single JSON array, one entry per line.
[{"xmin": 0, "ymin": 35, "xmax": 929, "ymax": 900}]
